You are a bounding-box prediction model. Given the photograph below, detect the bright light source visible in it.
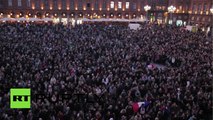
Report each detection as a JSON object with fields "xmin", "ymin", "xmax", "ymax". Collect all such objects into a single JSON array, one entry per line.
[
  {"xmin": 210, "ymin": 7, "xmax": 213, "ymax": 14},
  {"xmin": 168, "ymin": 5, "xmax": 176, "ymax": 13},
  {"xmin": 144, "ymin": 5, "xmax": 151, "ymax": 11}
]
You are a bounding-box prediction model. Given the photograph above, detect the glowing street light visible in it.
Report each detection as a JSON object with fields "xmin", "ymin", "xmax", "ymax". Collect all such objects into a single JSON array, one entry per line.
[
  {"xmin": 144, "ymin": 5, "xmax": 151, "ymax": 11},
  {"xmin": 0, "ymin": 12, "xmax": 3, "ymax": 16},
  {"xmin": 133, "ymin": 14, "xmax": 136, "ymax": 18},
  {"xmin": 210, "ymin": 7, "xmax": 213, "ymax": 14},
  {"xmin": 144, "ymin": 5, "xmax": 151, "ymax": 21},
  {"xmin": 45, "ymin": 13, "xmax": 49, "ymax": 17},
  {"xmin": 168, "ymin": 5, "xmax": 176, "ymax": 24},
  {"xmin": 168, "ymin": 5, "xmax": 176, "ymax": 13}
]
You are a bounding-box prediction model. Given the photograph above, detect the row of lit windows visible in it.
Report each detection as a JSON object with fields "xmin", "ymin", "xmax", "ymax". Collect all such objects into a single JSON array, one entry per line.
[
  {"xmin": 7, "ymin": 0, "xmax": 130, "ymax": 9},
  {"xmin": 0, "ymin": 12, "xmax": 140, "ymax": 18},
  {"xmin": 7, "ymin": 0, "xmax": 141, "ymax": 11},
  {"xmin": 191, "ymin": 16, "xmax": 211, "ymax": 22},
  {"xmin": 110, "ymin": 1, "xmax": 131, "ymax": 9},
  {"xmin": 155, "ymin": 6, "xmax": 166, "ymax": 10},
  {"xmin": 192, "ymin": 3, "xmax": 210, "ymax": 13},
  {"xmin": 6, "ymin": 0, "xmax": 212, "ymax": 15}
]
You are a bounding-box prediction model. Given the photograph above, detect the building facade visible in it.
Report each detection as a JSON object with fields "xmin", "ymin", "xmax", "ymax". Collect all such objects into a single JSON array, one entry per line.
[
  {"xmin": 0, "ymin": 0, "xmax": 212, "ymax": 26},
  {"xmin": 169, "ymin": 0, "xmax": 212, "ymax": 28}
]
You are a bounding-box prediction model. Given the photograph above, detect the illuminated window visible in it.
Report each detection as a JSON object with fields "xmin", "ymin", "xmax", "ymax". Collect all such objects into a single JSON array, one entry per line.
[
  {"xmin": 191, "ymin": 16, "xmax": 194, "ymax": 20},
  {"xmin": 156, "ymin": 6, "xmax": 161, "ymax": 10},
  {"xmin": 18, "ymin": 0, "xmax": 22, "ymax": 6},
  {"xmin": 110, "ymin": 1, "xmax": 114, "ymax": 9},
  {"xmin": 162, "ymin": 6, "xmax": 165, "ymax": 10},
  {"xmin": 118, "ymin": 2, "xmax": 122, "ymax": 9},
  {"xmin": 202, "ymin": 18, "xmax": 205, "ymax": 21},
  {"xmin": 196, "ymin": 17, "xmax": 199, "ymax": 21},
  {"xmin": 27, "ymin": 0, "xmax": 31, "ymax": 7},
  {"xmin": 126, "ymin": 2, "xmax": 129, "ymax": 9},
  {"xmin": 8, "ymin": 0, "xmax": 12, "ymax": 6},
  {"xmin": 178, "ymin": 6, "xmax": 182, "ymax": 11}
]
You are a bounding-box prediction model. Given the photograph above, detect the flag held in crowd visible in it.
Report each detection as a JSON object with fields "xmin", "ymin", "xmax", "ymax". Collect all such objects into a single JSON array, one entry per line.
[{"xmin": 132, "ymin": 101, "xmax": 150, "ymax": 113}]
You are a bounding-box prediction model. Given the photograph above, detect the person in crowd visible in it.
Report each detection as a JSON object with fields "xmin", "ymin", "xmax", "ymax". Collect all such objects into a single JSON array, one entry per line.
[{"xmin": 0, "ymin": 22, "xmax": 212, "ymax": 120}]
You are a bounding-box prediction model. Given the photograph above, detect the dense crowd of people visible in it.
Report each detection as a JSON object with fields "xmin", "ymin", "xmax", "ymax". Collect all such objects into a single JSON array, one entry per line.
[{"xmin": 0, "ymin": 22, "xmax": 212, "ymax": 120}]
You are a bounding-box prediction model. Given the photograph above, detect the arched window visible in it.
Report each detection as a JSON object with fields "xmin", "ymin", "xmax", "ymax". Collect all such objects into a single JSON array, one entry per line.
[{"xmin": 110, "ymin": 1, "xmax": 114, "ymax": 9}]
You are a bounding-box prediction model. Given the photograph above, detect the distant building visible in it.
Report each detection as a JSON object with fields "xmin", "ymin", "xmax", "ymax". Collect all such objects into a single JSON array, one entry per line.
[{"xmin": 0, "ymin": 0, "xmax": 212, "ymax": 28}]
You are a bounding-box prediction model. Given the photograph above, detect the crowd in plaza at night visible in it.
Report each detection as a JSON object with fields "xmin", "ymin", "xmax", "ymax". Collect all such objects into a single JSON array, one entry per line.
[{"xmin": 0, "ymin": 22, "xmax": 212, "ymax": 120}]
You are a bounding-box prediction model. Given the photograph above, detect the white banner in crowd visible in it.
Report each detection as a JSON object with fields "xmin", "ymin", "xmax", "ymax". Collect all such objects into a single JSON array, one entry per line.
[
  {"xmin": 185, "ymin": 25, "xmax": 192, "ymax": 31},
  {"xmin": 128, "ymin": 23, "xmax": 141, "ymax": 30}
]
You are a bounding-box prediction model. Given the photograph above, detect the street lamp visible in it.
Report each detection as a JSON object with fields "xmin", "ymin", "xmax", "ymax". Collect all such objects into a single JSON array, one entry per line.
[
  {"xmin": 144, "ymin": 5, "xmax": 151, "ymax": 21},
  {"xmin": 168, "ymin": 5, "xmax": 176, "ymax": 24},
  {"xmin": 210, "ymin": 7, "xmax": 213, "ymax": 14}
]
